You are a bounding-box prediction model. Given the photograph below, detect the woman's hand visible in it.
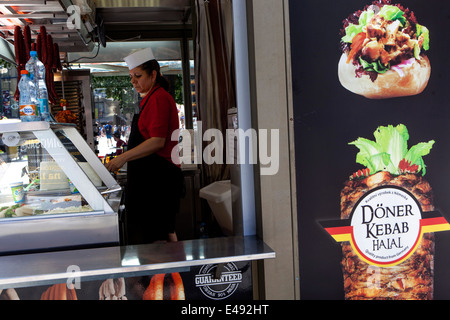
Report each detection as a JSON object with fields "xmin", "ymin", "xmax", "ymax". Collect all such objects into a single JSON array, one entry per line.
[
  {"xmin": 105, "ymin": 154, "xmax": 126, "ymax": 172},
  {"xmin": 104, "ymin": 137, "xmax": 166, "ymax": 173}
]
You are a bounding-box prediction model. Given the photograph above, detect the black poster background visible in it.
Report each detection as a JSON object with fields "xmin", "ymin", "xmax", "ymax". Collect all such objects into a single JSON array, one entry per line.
[{"xmin": 289, "ymin": 0, "xmax": 450, "ymax": 299}]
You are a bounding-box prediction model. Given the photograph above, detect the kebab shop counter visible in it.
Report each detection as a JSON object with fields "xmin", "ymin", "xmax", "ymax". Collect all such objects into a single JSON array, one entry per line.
[
  {"xmin": 0, "ymin": 236, "xmax": 274, "ymax": 300},
  {"xmin": 0, "ymin": 120, "xmax": 275, "ymax": 300},
  {"xmin": 0, "ymin": 120, "xmax": 120, "ymax": 254}
]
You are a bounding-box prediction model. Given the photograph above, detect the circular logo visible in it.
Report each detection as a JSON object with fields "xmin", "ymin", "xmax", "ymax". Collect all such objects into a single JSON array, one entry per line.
[
  {"xmin": 195, "ymin": 263, "xmax": 242, "ymax": 300},
  {"xmin": 22, "ymin": 105, "xmax": 35, "ymax": 115},
  {"xmin": 350, "ymin": 186, "xmax": 423, "ymax": 267}
]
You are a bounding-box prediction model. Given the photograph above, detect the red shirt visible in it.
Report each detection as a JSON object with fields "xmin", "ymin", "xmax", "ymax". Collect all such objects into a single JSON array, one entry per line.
[
  {"xmin": 116, "ymin": 139, "xmax": 126, "ymax": 155},
  {"xmin": 138, "ymin": 85, "xmax": 179, "ymax": 164}
]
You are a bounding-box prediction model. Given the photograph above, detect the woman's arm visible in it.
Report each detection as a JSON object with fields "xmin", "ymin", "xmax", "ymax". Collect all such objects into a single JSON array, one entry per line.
[{"xmin": 105, "ymin": 137, "xmax": 165, "ymax": 172}]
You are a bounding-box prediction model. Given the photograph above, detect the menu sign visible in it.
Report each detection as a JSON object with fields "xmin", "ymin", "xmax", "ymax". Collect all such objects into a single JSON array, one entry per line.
[{"xmin": 290, "ymin": 0, "xmax": 450, "ymax": 299}]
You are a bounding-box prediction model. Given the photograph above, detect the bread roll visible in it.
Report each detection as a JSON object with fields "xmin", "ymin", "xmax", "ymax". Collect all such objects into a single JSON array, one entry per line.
[{"xmin": 338, "ymin": 53, "xmax": 431, "ymax": 99}]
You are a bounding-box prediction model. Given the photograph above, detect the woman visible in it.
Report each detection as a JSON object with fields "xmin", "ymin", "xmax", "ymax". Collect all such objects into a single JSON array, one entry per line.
[{"xmin": 105, "ymin": 48, "xmax": 183, "ymax": 244}]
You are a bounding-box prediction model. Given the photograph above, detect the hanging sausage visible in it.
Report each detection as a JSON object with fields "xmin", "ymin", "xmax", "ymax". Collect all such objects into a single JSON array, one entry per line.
[
  {"xmin": 13, "ymin": 24, "xmax": 63, "ymax": 110},
  {"xmin": 13, "ymin": 26, "xmax": 26, "ymax": 101},
  {"xmin": 23, "ymin": 25, "xmax": 31, "ymax": 62}
]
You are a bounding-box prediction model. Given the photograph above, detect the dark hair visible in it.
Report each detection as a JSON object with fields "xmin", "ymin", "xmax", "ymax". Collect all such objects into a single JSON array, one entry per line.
[{"xmin": 140, "ymin": 59, "xmax": 170, "ymax": 91}]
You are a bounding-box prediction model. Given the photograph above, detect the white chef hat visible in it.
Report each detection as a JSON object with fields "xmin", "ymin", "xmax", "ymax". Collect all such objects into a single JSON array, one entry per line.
[{"xmin": 123, "ymin": 47, "xmax": 155, "ymax": 70}]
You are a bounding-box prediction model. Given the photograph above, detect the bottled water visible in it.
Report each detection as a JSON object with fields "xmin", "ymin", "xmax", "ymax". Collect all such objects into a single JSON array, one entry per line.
[
  {"xmin": 19, "ymin": 70, "xmax": 39, "ymax": 122},
  {"xmin": 25, "ymin": 51, "xmax": 50, "ymax": 121}
]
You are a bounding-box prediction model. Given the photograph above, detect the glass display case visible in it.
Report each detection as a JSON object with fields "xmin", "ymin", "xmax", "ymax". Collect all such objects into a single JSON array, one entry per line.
[{"xmin": 0, "ymin": 120, "xmax": 120, "ymax": 255}]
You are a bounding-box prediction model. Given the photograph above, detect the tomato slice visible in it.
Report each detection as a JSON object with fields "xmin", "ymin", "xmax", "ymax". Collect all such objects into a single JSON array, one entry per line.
[{"xmin": 346, "ymin": 32, "xmax": 367, "ymax": 64}]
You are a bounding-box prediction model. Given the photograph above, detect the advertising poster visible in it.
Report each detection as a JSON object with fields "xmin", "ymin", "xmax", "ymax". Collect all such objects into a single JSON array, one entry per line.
[{"xmin": 290, "ymin": 0, "xmax": 450, "ymax": 299}]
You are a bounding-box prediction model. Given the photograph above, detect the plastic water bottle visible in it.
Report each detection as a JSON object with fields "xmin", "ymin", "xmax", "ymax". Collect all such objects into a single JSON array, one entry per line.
[
  {"xmin": 18, "ymin": 70, "xmax": 39, "ymax": 122},
  {"xmin": 25, "ymin": 51, "xmax": 50, "ymax": 121},
  {"xmin": 10, "ymin": 101, "xmax": 19, "ymax": 119}
]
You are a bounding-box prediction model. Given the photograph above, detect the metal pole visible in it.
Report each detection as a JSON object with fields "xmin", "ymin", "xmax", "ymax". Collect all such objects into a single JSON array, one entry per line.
[
  {"xmin": 232, "ymin": 0, "xmax": 256, "ymax": 236},
  {"xmin": 181, "ymin": 35, "xmax": 193, "ymax": 130}
]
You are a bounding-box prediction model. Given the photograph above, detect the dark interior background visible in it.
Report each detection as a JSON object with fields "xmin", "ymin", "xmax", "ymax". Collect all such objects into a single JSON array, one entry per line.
[{"xmin": 289, "ymin": 0, "xmax": 450, "ymax": 299}]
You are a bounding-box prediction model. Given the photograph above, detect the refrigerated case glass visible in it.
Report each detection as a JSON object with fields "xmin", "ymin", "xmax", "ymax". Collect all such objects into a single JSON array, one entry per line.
[{"xmin": 0, "ymin": 120, "xmax": 120, "ymax": 254}]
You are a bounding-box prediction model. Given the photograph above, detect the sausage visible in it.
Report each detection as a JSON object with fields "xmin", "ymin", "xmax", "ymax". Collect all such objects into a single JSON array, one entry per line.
[
  {"xmin": 36, "ymin": 34, "xmax": 42, "ymax": 61},
  {"xmin": 14, "ymin": 26, "xmax": 26, "ymax": 67},
  {"xmin": 52, "ymin": 42, "xmax": 57, "ymax": 69},
  {"xmin": 23, "ymin": 25, "xmax": 31, "ymax": 61},
  {"xmin": 19, "ymin": 29, "xmax": 26, "ymax": 68},
  {"xmin": 67, "ymin": 285, "xmax": 77, "ymax": 300},
  {"xmin": 40, "ymin": 288, "xmax": 49, "ymax": 300},
  {"xmin": 39, "ymin": 26, "xmax": 47, "ymax": 66},
  {"xmin": 14, "ymin": 26, "xmax": 21, "ymax": 65},
  {"xmin": 46, "ymin": 66, "xmax": 56, "ymax": 104},
  {"xmin": 45, "ymin": 34, "xmax": 53, "ymax": 67},
  {"xmin": 143, "ymin": 274, "xmax": 165, "ymax": 300},
  {"xmin": 169, "ymin": 273, "xmax": 185, "ymax": 300},
  {"xmin": 13, "ymin": 26, "xmax": 21, "ymax": 100},
  {"xmin": 143, "ymin": 273, "xmax": 185, "ymax": 300},
  {"xmin": 40, "ymin": 284, "xmax": 77, "ymax": 300},
  {"xmin": 36, "ymin": 33, "xmax": 42, "ymax": 62},
  {"xmin": 43, "ymin": 34, "xmax": 53, "ymax": 102},
  {"xmin": 13, "ymin": 26, "xmax": 26, "ymax": 101},
  {"xmin": 53, "ymin": 43, "xmax": 61, "ymax": 70}
]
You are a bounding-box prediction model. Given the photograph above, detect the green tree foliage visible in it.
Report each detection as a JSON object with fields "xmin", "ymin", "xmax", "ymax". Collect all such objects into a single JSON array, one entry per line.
[
  {"xmin": 92, "ymin": 74, "xmax": 185, "ymax": 115},
  {"xmin": 174, "ymin": 74, "xmax": 184, "ymax": 105},
  {"xmin": 92, "ymin": 76, "xmax": 136, "ymax": 115}
]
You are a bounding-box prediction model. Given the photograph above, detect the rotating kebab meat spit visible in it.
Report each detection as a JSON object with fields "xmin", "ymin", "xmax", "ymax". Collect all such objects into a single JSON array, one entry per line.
[{"xmin": 54, "ymin": 67, "xmax": 77, "ymax": 124}]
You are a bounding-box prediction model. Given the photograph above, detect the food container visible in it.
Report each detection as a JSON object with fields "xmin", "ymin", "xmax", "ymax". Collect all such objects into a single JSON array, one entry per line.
[{"xmin": 10, "ymin": 182, "xmax": 24, "ymax": 203}]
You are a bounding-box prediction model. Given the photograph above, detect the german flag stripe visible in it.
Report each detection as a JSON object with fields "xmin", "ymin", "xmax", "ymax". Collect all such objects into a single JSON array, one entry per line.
[
  {"xmin": 421, "ymin": 217, "xmax": 450, "ymax": 233},
  {"xmin": 324, "ymin": 226, "xmax": 353, "ymax": 242},
  {"xmin": 321, "ymin": 212, "xmax": 450, "ymax": 243}
]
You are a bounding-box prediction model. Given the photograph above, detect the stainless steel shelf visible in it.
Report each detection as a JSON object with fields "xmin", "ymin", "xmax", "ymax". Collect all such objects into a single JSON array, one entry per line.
[{"xmin": 0, "ymin": 236, "xmax": 275, "ymax": 289}]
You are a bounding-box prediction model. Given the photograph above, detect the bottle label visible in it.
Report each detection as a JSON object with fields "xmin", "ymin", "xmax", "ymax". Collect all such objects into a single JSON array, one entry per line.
[
  {"xmin": 39, "ymin": 98, "xmax": 49, "ymax": 114},
  {"xmin": 20, "ymin": 104, "xmax": 38, "ymax": 116}
]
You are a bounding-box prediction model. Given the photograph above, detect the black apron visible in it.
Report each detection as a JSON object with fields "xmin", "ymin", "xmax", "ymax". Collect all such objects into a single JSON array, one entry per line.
[{"xmin": 124, "ymin": 87, "xmax": 183, "ymax": 244}]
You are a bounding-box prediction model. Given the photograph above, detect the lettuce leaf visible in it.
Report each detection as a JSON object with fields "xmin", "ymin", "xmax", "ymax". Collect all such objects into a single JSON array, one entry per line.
[
  {"xmin": 349, "ymin": 124, "xmax": 434, "ymax": 176},
  {"xmin": 342, "ymin": 24, "xmax": 364, "ymax": 43},
  {"xmin": 416, "ymin": 24, "xmax": 430, "ymax": 51},
  {"xmin": 373, "ymin": 124, "xmax": 409, "ymax": 171},
  {"xmin": 359, "ymin": 57, "xmax": 390, "ymax": 74},
  {"xmin": 404, "ymin": 141, "xmax": 435, "ymax": 175},
  {"xmin": 359, "ymin": 9, "xmax": 375, "ymax": 27},
  {"xmin": 349, "ymin": 137, "xmax": 395, "ymax": 174},
  {"xmin": 342, "ymin": 9, "xmax": 375, "ymax": 43},
  {"xmin": 378, "ymin": 5, "xmax": 406, "ymax": 26}
]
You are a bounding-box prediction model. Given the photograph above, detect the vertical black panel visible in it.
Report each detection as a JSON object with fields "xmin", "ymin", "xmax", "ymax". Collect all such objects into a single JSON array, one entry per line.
[{"xmin": 290, "ymin": 0, "xmax": 450, "ymax": 299}]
